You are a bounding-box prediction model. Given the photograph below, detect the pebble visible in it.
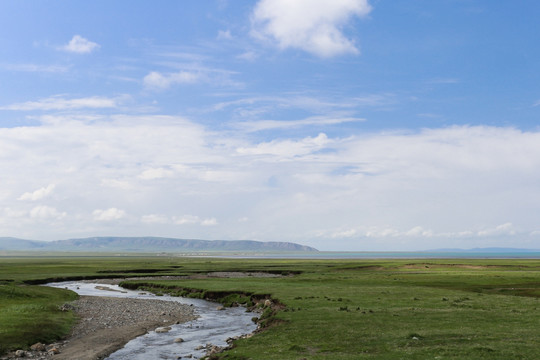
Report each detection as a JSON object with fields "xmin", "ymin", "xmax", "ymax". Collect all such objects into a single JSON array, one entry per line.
[{"xmin": 155, "ymin": 326, "xmax": 172, "ymax": 333}]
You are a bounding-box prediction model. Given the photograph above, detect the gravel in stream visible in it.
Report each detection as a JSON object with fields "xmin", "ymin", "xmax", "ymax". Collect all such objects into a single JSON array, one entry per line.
[
  {"xmin": 1, "ymin": 295, "xmax": 197, "ymax": 360},
  {"xmin": 68, "ymin": 296, "xmax": 197, "ymax": 339}
]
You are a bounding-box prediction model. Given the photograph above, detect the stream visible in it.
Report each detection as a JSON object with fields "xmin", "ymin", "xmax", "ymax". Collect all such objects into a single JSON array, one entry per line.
[{"xmin": 47, "ymin": 281, "xmax": 259, "ymax": 359}]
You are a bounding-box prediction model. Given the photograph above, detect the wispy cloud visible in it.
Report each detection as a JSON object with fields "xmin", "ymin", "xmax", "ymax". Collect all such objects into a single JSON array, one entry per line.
[
  {"xmin": 143, "ymin": 71, "xmax": 200, "ymax": 90},
  {"xmin": 217, "ymin": 29, "xmax": 233, "ymax": 40},
  {"xmin": 212, "ymin": 94, "xmax": 393, "ymax": 116},
  {"xmin": 1, "ymin": 95, "xmax": 124, "ymax": 111},
  {"xmin": 426, "ymin": 78, "xmax": 461, "ymax": 84},
  {"xmin": 234, "ymin": 115, "xmax": 365, "ymax": 132},
  {"xmin": 143, "ymin": 64, "xmax": 242, "ymax": 91},
  {"xmin": 61, "ymin": 35, "xmax": 100, "ymax": 54},
  {"xmin": 1, "ymin": 63, "xmax": 69, "ymax": 73},
  {"xmin": 251, "ymin": 0, "xmax": 372, "ymax": 57},
  {"xmin": 237, "ymin": 51, "xmax": 258, "ymax": 61},
  {"xmin": 236, "ymin": 132, "xmax": 330, "ymax": 157}
]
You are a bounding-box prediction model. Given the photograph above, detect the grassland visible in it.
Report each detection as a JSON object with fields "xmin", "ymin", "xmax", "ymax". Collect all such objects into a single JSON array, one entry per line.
[{"xmin": 0, "ymin": 256, "xmax": 539, "ymax": 359}]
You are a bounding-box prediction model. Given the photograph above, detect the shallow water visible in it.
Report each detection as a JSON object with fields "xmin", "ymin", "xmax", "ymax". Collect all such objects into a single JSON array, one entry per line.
[{"xmin": 47, "ymin": 281, "xmax": 258, "ymax": 359}]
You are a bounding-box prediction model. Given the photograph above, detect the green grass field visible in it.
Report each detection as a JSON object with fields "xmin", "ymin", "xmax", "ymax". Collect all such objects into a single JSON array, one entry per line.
[{"xmin": 0, "ymin": 256, "xmax": 538, "ymax": 359}]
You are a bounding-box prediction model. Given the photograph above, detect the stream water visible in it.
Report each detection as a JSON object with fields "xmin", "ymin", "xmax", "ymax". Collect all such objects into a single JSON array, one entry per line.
[{"xmin": 47, "ymin": 281, "xmax": 259, "ymax": 360}]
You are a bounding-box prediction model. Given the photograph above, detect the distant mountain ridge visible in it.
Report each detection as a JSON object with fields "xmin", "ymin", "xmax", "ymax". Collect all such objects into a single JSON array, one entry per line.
[{"xmin": 0, "ymin": 236, "xmax": 318, "ymax": 252}]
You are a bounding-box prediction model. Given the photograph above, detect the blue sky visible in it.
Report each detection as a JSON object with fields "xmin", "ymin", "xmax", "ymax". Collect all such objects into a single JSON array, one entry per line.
[{"xmin": 1, "ymin": 0, "xmax": 540, "ymax": 251}]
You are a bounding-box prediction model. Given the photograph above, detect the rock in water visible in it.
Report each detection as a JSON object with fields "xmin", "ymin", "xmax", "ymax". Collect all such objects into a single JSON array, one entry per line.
[
  {"xmin": 30, "ymin": 343, "xmax": 46, "ymax": 351},
  {"xmin": 48, "ymin": 347, "xmax": 60, "ymax": 355},
  {"xmin": 155, "ymin": 326, "xmax": 172, "ymax": 333}
]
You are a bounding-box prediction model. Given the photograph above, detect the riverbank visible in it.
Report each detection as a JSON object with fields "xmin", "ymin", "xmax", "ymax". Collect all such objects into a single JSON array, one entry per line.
[{"xmin": 1, "ymin": 295, "xmax": 197, "ymax": 360}]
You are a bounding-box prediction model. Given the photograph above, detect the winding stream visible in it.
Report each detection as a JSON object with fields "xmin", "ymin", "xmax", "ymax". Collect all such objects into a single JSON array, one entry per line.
[{"xmin": 47, "ymin": 281, "xmax": 259, "ymax": 359}]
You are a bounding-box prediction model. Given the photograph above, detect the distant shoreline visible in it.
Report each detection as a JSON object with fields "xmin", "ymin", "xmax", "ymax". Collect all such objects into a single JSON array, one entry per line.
[
  {"xmin": 1, "ymin": 250, "xmax": 539, "ymax": 260},
  {"xmin": 192, "ymin": 250, "xmax": 540, "ymax": 260}
]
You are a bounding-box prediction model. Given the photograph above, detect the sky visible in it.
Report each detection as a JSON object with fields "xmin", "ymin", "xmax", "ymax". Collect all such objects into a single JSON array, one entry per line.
[{"xmin": 1, "ymin": 0, "xmax": 540, "ymax": 251}]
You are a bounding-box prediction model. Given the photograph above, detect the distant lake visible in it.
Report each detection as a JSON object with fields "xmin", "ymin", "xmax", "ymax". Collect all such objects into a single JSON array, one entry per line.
[{"xmin": 202, "ymin": 251, "xmax": 540, "ymax": 259}]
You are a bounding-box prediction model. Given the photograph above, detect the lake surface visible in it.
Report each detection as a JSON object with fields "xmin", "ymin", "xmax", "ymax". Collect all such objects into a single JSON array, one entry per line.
[
  {"xmin": 47, "ymin": 281, "xmax": 258, "ymax": 360},
  {"xmin": 197, "ymin": 250, "xmax": 540, "ymax": 259}
]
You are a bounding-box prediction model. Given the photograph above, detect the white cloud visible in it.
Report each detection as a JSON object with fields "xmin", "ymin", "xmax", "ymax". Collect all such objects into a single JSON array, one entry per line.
[
  {"xmin": 93, "ymin": 208, "xmax": 126, "ymax": 221},
  {"xmin": 174, "ymin": 215, "xmax": 201, "ymax": 225},
  {"xmin": 365, "ymin": 228, "xmax": 400, "ymax": 238},
  {"xmin": 478, "ymin": 223, "xmax": 516, "ymax": 237},
  {"xmin": 251, "ymin": 0, "xmax": 372, "ymax": 57},
  {"xmin": 143, "ymin": 71, "xmax": 199, "ymax": 90},
  {"xmin": 141, "ymin": 214, "xmax": 169, "ymax": 224},
  {"xmin": 61, "ymin": 35, "xmax": 100, "ymax": 54},
  {"xmin": 18, "ymin": 184, "xmax": 55, "ymax": 201},
  {"xmin": 1, "ymin": 95, "xmax": 120, "ymax": 111},
  {"xmin": 138, "ymin": 168, "xmax": 174, "ymax": 180},
  {"xmin": 30, "ymin": 206, "xmax": 66, "ymax": 220},
  {"xmin": 405, "ymin": 226, "xmax": 434, "ymax": 237},
  {"xmin": 331, "ymin": 229, "xmax": 357, "ymax": 238},
  {"xmin": 173, "ymin": 215, "xmax": 217, "ymax": 226}
]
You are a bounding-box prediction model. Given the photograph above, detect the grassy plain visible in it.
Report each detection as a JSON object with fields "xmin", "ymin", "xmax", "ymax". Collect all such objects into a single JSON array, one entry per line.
[{"xmin": 0, "ymin": 256, "xmax": 538, "ymax": 359}]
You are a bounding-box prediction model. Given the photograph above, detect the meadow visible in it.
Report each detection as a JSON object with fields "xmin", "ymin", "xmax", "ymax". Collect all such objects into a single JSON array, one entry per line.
[{"xmin": 0, "ymin": 256, "xmax": 538, "ymax": 359}]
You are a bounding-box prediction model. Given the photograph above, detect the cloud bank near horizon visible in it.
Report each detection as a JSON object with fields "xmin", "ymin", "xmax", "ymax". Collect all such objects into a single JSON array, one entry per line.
[{"xmin": 1, "ymin": 114, "xmax": 539, "ymax": 250}]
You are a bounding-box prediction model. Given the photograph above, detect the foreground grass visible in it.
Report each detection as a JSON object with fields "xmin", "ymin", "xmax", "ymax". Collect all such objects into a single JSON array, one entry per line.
[
  {"xmin": 0, "ymin": 284, "xmax": 77, "ymax": 354},
  {"xmin": 0, "ymin": 256, "xmax": 539, "ymax": 358}
]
